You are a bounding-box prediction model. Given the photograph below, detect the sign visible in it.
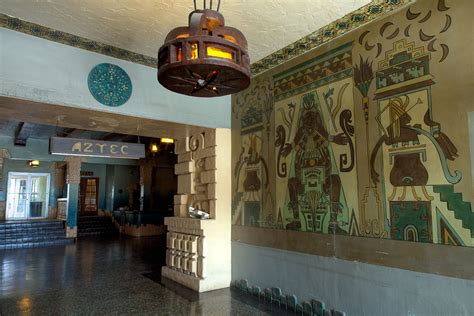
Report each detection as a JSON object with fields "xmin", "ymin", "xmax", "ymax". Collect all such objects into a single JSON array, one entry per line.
[
  {"xmin": 80, "ymin": 171, "xmax": 94, "ymax": 177},
  {"xmin": 50, "ymin": 137, "xmax": 145, "ymax": 159}
]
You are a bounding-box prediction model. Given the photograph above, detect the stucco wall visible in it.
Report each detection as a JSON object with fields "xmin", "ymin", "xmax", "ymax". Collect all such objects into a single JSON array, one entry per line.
[{"xmin": 232, "ymin": 242, "xmax": 474, "ymax": 316}]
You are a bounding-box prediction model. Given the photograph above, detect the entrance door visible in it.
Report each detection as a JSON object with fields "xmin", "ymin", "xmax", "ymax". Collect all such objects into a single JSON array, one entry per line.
[
  {"xmin": 79, "ymin": 177, "xmax": 99, "ymax": 215},
  {"xmin": 6, "ymin": 172, "xmax": 50, "ymax": 219}
]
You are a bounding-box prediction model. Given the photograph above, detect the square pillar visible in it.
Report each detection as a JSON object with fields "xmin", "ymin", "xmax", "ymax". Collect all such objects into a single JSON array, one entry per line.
[
  {"xmin": 162, "ymin": 128, "xmax": 232, "ymax": 292},
  {"xmin": 65, "ymin": 157, "xmax": 82, "ymax": 238},
  {"xmin": 66, "ymin": 183, "xmax": 79, "ymax": 238},
  {"xmin": 0, "ymin": 149, "xmax": 11, "ymax": 221}
]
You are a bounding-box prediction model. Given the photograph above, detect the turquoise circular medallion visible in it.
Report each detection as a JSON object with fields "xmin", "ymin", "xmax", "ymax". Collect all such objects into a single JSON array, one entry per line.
[{"xmin": 88, "ymin": 63, "xmax": 132, "ymax": 107}]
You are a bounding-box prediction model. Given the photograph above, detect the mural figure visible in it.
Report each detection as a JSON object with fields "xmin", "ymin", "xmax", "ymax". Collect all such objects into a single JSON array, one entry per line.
[
  {"xmin": 233, "ymin": 134, "xmax": 269, "ymax": 227},
  {"xmin": 371, "ymin": 39, "xmax": 472, "ymax": 244},
  {"xmin": 277, "ymin": 93, "xmax": 350, "ymax": 233}
]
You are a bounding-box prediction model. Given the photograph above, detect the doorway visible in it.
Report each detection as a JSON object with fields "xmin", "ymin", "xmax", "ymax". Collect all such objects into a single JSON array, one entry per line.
[
  {"xmin": 79, "ymin": 177, "xmax": 99, "ymax": 216},
  {"xmin": 6, "ymin": 172, "xmax": 50, "ymax": 219}
]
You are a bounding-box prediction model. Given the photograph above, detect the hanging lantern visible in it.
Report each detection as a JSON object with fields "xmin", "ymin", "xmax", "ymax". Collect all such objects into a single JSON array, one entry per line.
[{"xmin": 157, "ymin": 0, "xmax": 250, "ymax": 97}]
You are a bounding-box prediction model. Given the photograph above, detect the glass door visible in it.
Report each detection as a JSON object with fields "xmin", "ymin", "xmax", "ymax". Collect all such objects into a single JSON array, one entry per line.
[{"xmin": 6, "ymin": 172, "xmax": 50, "ymax": 219}]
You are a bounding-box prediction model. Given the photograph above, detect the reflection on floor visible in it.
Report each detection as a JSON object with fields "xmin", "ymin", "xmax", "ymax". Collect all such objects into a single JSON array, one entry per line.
[{"xmin": 0, "ymin": 235, "xmax": 283, "ymax": 315}]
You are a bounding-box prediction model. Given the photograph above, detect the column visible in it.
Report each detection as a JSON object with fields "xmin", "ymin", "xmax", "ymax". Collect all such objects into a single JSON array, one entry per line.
[
  {"xmin": 65, "ymin": 157, "xmax": 82, "ymax": 238},
  {"xmin": 0, "ymin": 149, "xmax": 11, "ymax": 221},
  {"xmin": 162, "ymin": 128, "xmax": 232, "ymax": 292}
]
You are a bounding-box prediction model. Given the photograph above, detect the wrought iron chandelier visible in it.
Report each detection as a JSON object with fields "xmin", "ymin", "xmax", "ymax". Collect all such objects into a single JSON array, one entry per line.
[{"xmin": 157, "ymin": 0, "xmax": 251, "ymax": 97}]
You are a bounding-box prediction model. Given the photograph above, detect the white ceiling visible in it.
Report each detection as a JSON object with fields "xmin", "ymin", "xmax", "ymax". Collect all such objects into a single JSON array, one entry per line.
[{"xmin": 1, "ymin": 0, "xmax": 371, "ymax": 63}]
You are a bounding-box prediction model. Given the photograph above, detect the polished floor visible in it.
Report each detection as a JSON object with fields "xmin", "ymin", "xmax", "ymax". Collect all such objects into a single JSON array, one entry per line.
[{"xmin": 0, "ymin": 235, "xmax": 279, "ymax": 315}]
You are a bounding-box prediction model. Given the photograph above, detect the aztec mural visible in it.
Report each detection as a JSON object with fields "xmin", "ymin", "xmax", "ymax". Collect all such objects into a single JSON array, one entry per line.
[{"xmin": 232, "ymin": 0, "xmax": 474, "ymax": 247}]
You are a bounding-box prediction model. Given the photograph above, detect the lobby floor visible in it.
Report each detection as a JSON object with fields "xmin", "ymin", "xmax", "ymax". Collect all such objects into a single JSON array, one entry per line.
[{"xmin": 0, "ymin": 236, "xmax": 280, "ymax": 315}]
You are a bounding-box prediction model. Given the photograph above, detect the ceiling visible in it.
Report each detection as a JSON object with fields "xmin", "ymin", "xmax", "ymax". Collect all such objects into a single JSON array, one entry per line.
[{"xmin": 1, "ymin": 0, "xmax": 371, "ymax": 63}]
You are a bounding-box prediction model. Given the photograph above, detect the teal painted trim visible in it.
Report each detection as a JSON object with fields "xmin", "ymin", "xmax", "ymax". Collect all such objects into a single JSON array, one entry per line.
[
  {"xmin": 0, "ymin": 14, "xmax": 157, "ymax": 68},
  {"xmin": 273, "ymin": 42, "xmax": 352, "ymax": 82},
  {"xmin": 435, "ymin": 207, "xmax": 465, "ymax": 246},
  {"xmin": 409, "ymin": 127, "xmax": 462, "ymax": 184},
  {"xmin": 230, "ymin": 279, "xmax": 342, "ymax": 315},
  {"xmin": 66, "ymin": 183, "xmax": 79, "ymax": 228}
]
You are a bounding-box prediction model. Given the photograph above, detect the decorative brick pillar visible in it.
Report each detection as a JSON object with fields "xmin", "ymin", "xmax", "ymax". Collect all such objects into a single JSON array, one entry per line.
[
  {"xmin": 65, "ymin": 157, "xmax": 82, "ymax": 238},
  {"xmin": 162, "ymin": 128, "xmax": 231, "ymax": 292},
  {"xmin": 0, "ymin": 149, "xmax": 10, "ymax": 221}
]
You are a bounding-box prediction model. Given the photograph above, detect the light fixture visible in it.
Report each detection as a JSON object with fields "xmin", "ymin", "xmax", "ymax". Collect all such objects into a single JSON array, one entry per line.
[
  {"xmin": 160, "ymin": 138, "xmax": 174, "ymax": 144},
  {"xmin": 158, "ymin": 0, "xmax": 251, "ymax": 97},
  {"xmin": 150, "ymin": 143, "xmax": 159, "ymax": 153},
  {"xmin": 29, "ymin": 160, "xmax": 40, "ymax": 168}
]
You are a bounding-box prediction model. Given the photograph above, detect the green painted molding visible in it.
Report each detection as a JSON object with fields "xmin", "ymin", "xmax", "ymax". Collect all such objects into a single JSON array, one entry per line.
[{"xmin": 1, "ymin": 0, "xmax": 412, "ymax": 75}]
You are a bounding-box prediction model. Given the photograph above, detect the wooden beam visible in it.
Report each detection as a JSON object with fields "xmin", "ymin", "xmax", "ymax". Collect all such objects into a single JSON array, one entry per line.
[
  {"xmin": 0, "ymin": 96, "xmax": 211, "ymax": 139},
  {"xmin": 14, "ymin": 122, "xmax": 35, "ymax": 146}
]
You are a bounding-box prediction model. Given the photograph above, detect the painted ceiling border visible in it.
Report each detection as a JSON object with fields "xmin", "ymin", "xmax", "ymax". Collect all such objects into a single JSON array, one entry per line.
[
  {"xmin": 250, "ymin": 0, "xmax": 413, "ymax": 76},
  {"xmin": 1, "ymin": 0, "xmax": 412, "ymax": 74}
]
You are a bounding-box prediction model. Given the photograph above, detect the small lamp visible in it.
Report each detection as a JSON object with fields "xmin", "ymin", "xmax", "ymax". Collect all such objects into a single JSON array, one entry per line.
[{"xmin": 150, "ymin": 143, "xmax": 159, "ymax": 153}]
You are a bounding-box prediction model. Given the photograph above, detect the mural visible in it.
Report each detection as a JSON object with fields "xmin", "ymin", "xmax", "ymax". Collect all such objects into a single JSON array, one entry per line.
[{"xmin": 232, "ymin": 0, "xmax": 473, "ymax": 248}]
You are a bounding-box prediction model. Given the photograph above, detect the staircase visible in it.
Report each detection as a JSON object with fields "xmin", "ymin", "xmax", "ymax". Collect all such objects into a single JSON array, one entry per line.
[
  {"xmin": 77, "ymin": 216, "xmax": 118, "ymax": 237},
  {"xmin": 433, "ymin": 185, "xmax": 474, "ymax": 238},
  {"xmin": 0, "ymin": 220, "xmax": 73, "ymax": 250}
]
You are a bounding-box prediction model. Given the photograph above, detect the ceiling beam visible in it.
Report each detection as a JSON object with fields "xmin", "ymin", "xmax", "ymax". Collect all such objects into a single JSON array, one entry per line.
[
  {"xmin": 0, "ymin": 96, "xmax": 211, "ymax": 139},
  {"xmin": 65, "ymin": 129, "xmax": 85, "ymax": 138},
  {"xmin": 14, "ymin": 122, "xmax": 35, "ymax": 146}
]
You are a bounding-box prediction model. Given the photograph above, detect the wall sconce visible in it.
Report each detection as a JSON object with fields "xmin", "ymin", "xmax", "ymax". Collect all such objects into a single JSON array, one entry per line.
[
  {"xmin": 29, "ymin": 160, "xmax": 40, "ymax": 168},
  {"xmin": 160, "ymin": 138, "xmax": 174, "ymax": 144}
]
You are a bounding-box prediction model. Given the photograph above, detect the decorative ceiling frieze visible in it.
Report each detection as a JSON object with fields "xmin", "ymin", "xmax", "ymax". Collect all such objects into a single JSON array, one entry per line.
[
  {"xmin": 250, "ymin": 0, "xmax": 413, "ymax": 76},
  {"xmin": 1, "ymin": 0, "xmax": 412, "ymax": 76},
  {"xmin": 0, "ymin": 13, "xmax": 156, "ymax": 68}
]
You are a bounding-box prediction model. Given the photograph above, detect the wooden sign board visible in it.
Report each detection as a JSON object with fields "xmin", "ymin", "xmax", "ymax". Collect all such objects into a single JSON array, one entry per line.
[{"xmin": 50, "ymin": 137, "xmax": 145, "ymax": 159}]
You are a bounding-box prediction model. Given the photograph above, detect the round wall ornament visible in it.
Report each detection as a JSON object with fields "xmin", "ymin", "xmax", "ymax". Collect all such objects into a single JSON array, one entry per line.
[{"xmin": 88, "ymin": 63, "xmax": 132, "ymax": 107}]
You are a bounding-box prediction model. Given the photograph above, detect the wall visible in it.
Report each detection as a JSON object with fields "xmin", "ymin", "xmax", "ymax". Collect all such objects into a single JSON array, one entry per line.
[
  {"xmin": 0, "ymin": 28, "xmax": 231, "ymax": 128},
  {"xmin": 232, "ymin": 242, "xmax": 474, "ymax": 316},
  {"xmin": 112, "ymin": 165, "xmax": 139, "ymax": 209},
  {"xmin": 231, "ymin": 0, "xmax": 474, "ymax": 314},
  {"xmin": 105, "ymin": 165, "xmax": 115, "ymax": 211}
]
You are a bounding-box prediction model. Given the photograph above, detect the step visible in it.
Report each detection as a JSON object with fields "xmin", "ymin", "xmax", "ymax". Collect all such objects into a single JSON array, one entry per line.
[
  {"xmin": 0, "ymin": 238, "xmax": 73, "ymax": 250},
  {"xmin": 0, "ymin": 222, "xmax": 64, "ymax": 230},
  {"xmin": 1, "ymin": 234, "xmax": 69, "ymax": 244}
]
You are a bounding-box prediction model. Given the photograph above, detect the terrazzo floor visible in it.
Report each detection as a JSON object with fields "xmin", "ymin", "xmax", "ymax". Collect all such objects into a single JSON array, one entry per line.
[{"xmin": 0, "ymin": 235, "xmax": 283, "ymax": 315}]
